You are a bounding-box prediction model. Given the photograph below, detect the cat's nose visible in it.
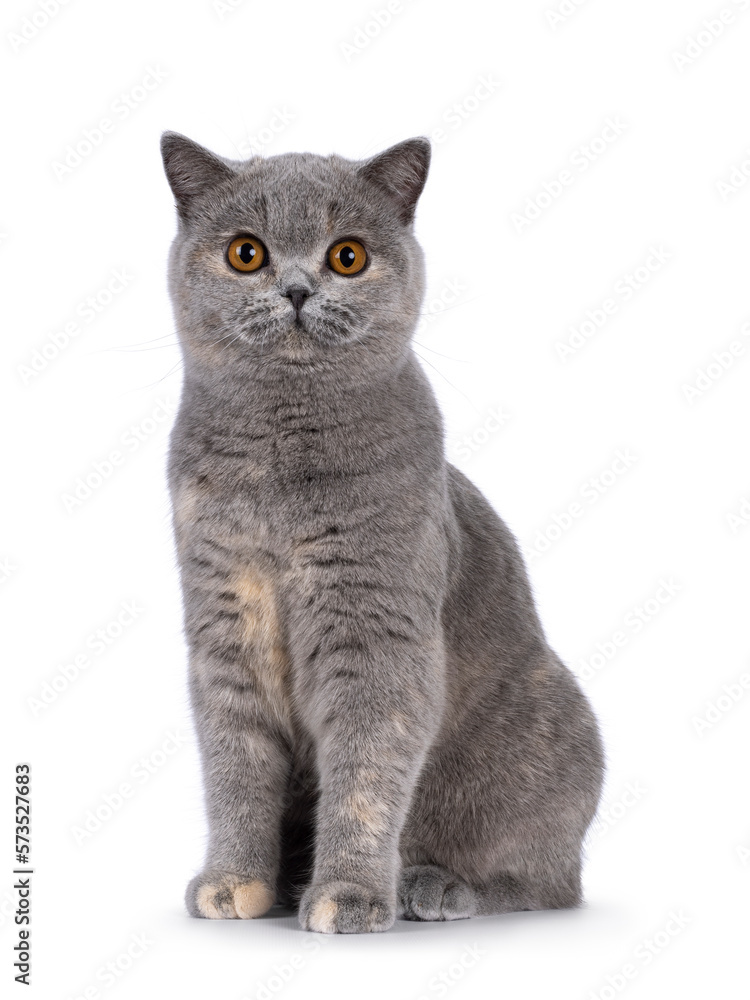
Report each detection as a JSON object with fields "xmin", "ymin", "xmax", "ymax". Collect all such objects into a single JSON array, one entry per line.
[{"xmin": 283, "ymin": 286, "xmax": 311, "ymax": 316}]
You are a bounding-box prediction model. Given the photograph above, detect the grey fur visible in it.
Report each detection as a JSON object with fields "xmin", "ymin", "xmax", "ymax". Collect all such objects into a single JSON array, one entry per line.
[{"xmin": 160, "ymin": 131, "xmax": 604, "ymax": 933}]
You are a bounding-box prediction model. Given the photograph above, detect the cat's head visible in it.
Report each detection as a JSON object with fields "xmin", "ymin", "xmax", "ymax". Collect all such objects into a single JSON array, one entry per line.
[{"xmin": 161, "ymin": 132, "xmax": 430, "ymax": 379}]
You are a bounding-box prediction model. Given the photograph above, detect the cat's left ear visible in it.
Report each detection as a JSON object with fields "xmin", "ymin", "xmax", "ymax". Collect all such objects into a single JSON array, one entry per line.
[
  {"xmin": 161, "ymin": 131, "xmax": 235, "ymax": 218},
  {"xmin": 359, "ymin": 138, "xmax": 431, "ymax": 224}
]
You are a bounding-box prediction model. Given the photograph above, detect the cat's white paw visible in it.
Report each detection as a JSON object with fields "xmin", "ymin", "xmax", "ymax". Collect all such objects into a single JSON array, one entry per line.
[
  {"xmin": 186, "ymin": 872, "xmax": 274, "ymax": 919},
  {"xmin": 299, "ymin": 881, "xmax": 395, "ymax": 934}
]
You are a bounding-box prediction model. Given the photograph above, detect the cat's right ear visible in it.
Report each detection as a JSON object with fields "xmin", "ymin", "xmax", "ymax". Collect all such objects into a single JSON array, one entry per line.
[
  {"xmin": 358, "ymin": 138, "xmax": 431, "ymax": 225},
  {"xmin": 160, "ymin": 132, "xmax": 235, "ymax": 218}
]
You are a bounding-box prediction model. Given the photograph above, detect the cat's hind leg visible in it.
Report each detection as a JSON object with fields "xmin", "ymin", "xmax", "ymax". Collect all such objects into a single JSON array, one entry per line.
[
  {"xmin": 398, "ymin": 863, "xmax": 582, "ymax": 921},
  {"xmin": 398, "ymin": 864, "xmax": 478, "ymax": 921}
]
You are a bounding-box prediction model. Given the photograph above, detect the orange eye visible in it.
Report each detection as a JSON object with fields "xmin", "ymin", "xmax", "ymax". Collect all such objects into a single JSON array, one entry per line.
[
  {"xmin": 328, "ymin": 239, "xmax": 367, "ymax": 276},
  {"xmin": 227, "ymin": 235, "xmax": 266, "ymax": 272}
]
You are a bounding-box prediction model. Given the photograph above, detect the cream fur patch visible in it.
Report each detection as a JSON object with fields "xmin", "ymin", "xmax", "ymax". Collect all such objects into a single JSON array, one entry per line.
[
  {"xmin": 308, "ymin": 897, "xmax": 339, "ymax": 934},
  {"xmin": 233, "ymin": 880, "xmax": 274, "ymax": 919},
  {"xmin": 195, "ymin": 883, "xmax": 237, "ymax": 919}
]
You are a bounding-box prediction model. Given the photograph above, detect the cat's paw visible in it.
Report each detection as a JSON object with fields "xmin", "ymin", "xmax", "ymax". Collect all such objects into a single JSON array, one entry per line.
[
  {"xmin": 398, "ymin": 865, "xmax": 477, "ymax": 921},
  {"xmin": 186, "ymin": 870, "xmax": 274, "ymax": 919},
  {"xmin": 299, "ymin": 881, "xmax": 395, "ymax": 934}
]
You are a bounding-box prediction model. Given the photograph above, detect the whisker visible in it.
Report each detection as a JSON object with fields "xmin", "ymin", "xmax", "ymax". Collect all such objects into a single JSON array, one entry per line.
[
  {"xmin": 217, "ymin": 331, "xmax": 246, "ymax": 354},
  {"xmin": 413, "ymin": 340, "xmax": 468, "ymax": 363},
  {"xmin": 131, "ymin": 358, "xmax": 185, "ymax": 392},
  {"xmin": 419, "ymin": 294, "xmax": 482, "ymax": 320},
  {"xmin": 91, "ymin": 342, "xmax": 181, "ymax": 354},
  {"xmin": 412, "ymin": 349, "xmax": 482, "ymax": 414},
  {"xmin": 127, "ymin": 332, "xmax": 181, "ymax": 346}
]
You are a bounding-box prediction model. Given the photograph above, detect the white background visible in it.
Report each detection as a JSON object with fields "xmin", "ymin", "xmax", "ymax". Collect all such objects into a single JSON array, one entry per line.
[{"xmin": 4, "ymin": 0, "xmax": 749, "ymax": 997}]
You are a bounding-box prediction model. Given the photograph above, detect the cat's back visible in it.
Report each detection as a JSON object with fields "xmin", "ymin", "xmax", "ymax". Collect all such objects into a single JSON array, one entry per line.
[
  {"xmin": 443, "ymin": 462, "xmax": 544, "ymax": 643},
  {"xmin": 439, "ymin": 462, "xmax": 557, "ymax": 702}
]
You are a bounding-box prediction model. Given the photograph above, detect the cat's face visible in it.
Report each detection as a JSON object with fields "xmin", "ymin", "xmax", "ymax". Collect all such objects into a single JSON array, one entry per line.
[{"xmin": 161, "ymin": 135, "xmax": 430, "ymax": 376}]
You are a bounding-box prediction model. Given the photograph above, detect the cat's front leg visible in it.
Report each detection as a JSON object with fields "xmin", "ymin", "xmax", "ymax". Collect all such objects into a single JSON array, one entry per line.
[
  {"xmin": 181, "ymin": 555, "xmax": 296, "ymax": 919},
  {"xmin": 298, "ymin": 640, "xmax": 443, "ymax": 934},
  {"xmin": 185, "ymin": 653, "xmax": 292, "ymax": 919}
]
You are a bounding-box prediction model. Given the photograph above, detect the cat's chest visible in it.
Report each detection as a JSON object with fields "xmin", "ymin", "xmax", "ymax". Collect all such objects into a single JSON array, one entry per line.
[
  {"xmin": 171, "ymin": 411, "xmax": 379, "ymax": 540},
  {"xmin": 170, "ymin": 453, "xmax": 347, "ymax": 570},
  {"xmin": 173, "ymin": 466, "xmax": 285, "ymax": 552},
  {"xmin": 204, "ymin": 407, "xmax": 350, "ymax": 475}
]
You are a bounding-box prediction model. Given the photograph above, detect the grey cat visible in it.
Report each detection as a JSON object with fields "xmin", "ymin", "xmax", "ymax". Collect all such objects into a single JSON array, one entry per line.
[{"xmin": 160, "ymin": 131, "xmax": 604, "ymax": 934}]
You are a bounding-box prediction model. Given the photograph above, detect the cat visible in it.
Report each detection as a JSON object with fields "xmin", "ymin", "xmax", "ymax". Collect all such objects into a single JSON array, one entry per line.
[{"xmin": 160, "ymin": 131, "xmax": 605, "ymax": 934}]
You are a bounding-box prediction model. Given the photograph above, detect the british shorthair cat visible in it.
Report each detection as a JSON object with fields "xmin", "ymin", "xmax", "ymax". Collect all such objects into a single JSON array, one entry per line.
[{"xmin": 161, "ymin": 132, "xmax": 604, "ymax": 933}]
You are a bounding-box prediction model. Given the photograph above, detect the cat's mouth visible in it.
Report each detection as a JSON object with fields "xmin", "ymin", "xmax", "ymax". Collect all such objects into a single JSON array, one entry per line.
[
  {"xmin": 283, "ymin": 307, "xmax": 359, "ymax": 349},
  {"xmin": 275, "ymin": 322, "xmax": 320, "ymax": 363},
  {"xmin": 217, "ymin": 301, "xmax": 362, "ymax": 361}
]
